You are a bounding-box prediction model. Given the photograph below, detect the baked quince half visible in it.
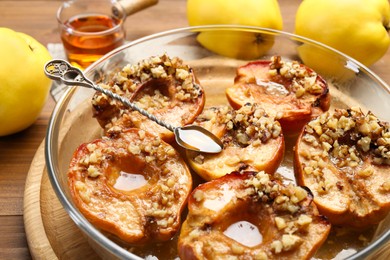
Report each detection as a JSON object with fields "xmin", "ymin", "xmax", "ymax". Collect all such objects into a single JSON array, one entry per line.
[
  {"xmin": 178, "ymin": 171, "xmax": 331, "ymax": 259},
  {"xmin": 186, "ymin": 103, "xmax": 284, "ymax": 181},
  {"xmin": 226, "ymin": 55, "xmax": 330, "ymax": 135},
  {"xmin": 294, "ymin": 108, "xmax": 390, "ymax": 227},
  {"xmin": 92, "ymin": 54, "xmax": 205, "ymax": 143},
  {"xmin": 67, "ymin": 128, "xmax": 192, "ymax": 245}
]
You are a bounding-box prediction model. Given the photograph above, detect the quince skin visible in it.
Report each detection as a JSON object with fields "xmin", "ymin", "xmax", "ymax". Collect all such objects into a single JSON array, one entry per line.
[
  {"xmin": 187, "ymin": 0, "xmax": 283, "ymax": 59},
  {"xmin": 295, "ymin": 0, "xmax": 390, "ymax": 67},
  {"xmin": 0, "ymin": 28, "xmax": 52, "ymax": 136}
]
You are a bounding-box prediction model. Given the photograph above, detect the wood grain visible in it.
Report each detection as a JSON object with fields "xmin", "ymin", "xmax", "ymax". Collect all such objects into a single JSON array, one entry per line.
[
  {"xmin": 23, "ymin": 142, "xmax": 57, "ymax": 260},
  {"xmin": 24, "ymin": 142, "xmax": 98, "ymax": 259}
]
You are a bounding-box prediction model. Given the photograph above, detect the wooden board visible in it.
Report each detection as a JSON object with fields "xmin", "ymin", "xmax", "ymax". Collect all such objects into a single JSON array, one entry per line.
[{"xmin": 23, "ymin": 141, "xmax": 99, "ymax": 259}]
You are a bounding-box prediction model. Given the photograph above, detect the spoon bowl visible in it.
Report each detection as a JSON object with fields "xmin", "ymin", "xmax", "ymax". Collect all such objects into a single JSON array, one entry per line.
[{"xmin": 175, "ymin": 125, "xmax": 223, "ymax": 154}]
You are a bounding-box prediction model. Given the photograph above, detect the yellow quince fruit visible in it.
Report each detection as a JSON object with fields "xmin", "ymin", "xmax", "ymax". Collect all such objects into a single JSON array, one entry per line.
[
  {"xmin": 187, "ymin": 0, "xmax": 283, "ymax": 60},
  {"xmin": 295, "ymin": 0, "xmax": 390, "ymax": 71},
  {"xmin": 0, "ymin": 28, "xmax": 52, "ymax": 136}
]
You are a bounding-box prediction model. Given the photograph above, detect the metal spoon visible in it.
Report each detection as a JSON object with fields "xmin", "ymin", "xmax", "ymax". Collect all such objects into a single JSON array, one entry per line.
[{"xmin": 44, "ymin": 59, "xmax": 223, "ymax": 154}]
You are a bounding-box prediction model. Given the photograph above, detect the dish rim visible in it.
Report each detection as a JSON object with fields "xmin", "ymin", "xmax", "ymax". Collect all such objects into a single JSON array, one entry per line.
[{"xmin": 45, "ymin": 24, "xmax": 390, "ymax": 260}]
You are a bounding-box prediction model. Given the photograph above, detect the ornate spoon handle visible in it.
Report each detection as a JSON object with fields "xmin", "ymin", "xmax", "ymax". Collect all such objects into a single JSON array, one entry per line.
[{"xmin": 44, "ymin": 59, "xmax": 175, "ymax": 132}]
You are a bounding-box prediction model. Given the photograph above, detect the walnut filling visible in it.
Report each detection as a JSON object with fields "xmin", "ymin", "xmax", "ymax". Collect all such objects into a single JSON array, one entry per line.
[
  {"xmin": 91, "ymin": 54, "xmax": 204, "ymax": 136},
  {"xmin": 71, "ymin": 129, "xmax": 189, "ymax": 233},
  {"xmin": 303, "ymin": 108, "xmax": 390, "ymax": 165},
  {"xmin": 181, "ymin": 171, "xmax": 327, "ymax": 258},
  {"xmin": 245, "ymin": 172, "xmax": 312, "ymax": 254},
  {"xmin": 269, "ymin": 55, "xmax": 324, "ymax": 97},
  {"xmin": 124, "ymin": 55, "xmax": 201, "ymax": 102},
  {"xmin": 94, "ymin": 54, "xmax": 201, "ymax": 104},
  {"xmin": 300, "ymin": 107, "xmax": 390, "ymax": 194},
  {"xmin": 226, "ymin": 103, "xmax": 282, "ymax": 146},
  {"xmin": 191, "ymin": 104, "xmax": 282, "ymax": 170},
  {"xmin": 78, "ymin": 131, "xmax": 174, "ymax": 174},
  {"xmin": 198, "ymin": 103, "xmax": 281, "ymax": 148}
]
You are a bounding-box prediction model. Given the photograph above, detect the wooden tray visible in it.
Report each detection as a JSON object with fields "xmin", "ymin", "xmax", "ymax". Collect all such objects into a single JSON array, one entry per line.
[{"xmin": 23, "ymin": 141, "xmax": 99, "ymax": 259}]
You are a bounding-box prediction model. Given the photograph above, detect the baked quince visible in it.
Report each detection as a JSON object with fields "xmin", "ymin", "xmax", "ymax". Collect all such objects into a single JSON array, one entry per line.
[
  {"xmin": 178, "ymin": 171, "xmax": 331, "ymax": 259},
  {"xmin": 67, "ymin": 128, "xmax": 192, "ymax": 244},
  {"xmin": 92, "ymin": 54, "xmax": 205, "ymax": 143},
  {"xmin": 294, "ymin": 108, "xmax": 390, "ymax": 227},
  {"xmin": 186, "ymin": 103, "xmax": 284, "ymax": 181},
  {"xmin": 226, "ymin": 56, "xmax": 330, "ymax": 135}
]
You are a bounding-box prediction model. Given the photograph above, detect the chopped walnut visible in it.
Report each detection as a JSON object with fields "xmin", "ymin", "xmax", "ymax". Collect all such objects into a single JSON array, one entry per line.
[
  {"xmin": 245, "ymin": 171, "xmax": 313, "ymax": 239},
  {"xmin": 93, "ymin": 54, "xmax": 201, "ymax": 106},
  {"xmin": 299, "ymin": 107, "xmax": 390, "ymax": 201},
  {"xmin": 269, "ymin": 55, "xmax": 324, "ymax": 97},
  {"xmin": 303, "ymin": 108, "xmax": 390, "ymax": 167},
  {"xmin": 87, "ymin": 165, "xmax": 101, "ymax": 178},
  {"xmin": 71, "ymin": 129, "xmax": 185, "ymax": 229},
  {"xmin": 91, "ymin": 54, "xmax": 204, "ymax": 137},
  {"xmin": 381, "ymin": 181, "xmax": 390, "ymax": 192},
  {"xmin": 206, "ymin": 104, "xmax": 281, "ymax": 147}
]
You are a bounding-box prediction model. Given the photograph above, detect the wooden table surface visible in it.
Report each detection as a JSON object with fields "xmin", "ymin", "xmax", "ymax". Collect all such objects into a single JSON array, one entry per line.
[{"xmin": 0, "ymin": 0, "xmax": 389, "ymax": 259}]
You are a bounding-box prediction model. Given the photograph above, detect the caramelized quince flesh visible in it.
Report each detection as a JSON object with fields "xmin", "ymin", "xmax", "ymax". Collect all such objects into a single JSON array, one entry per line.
[
  {"xmin": 294, "ymin": 108, "xmax": 390, "ymax": 227},
  {"xmin": 186, "ymin": 103, "xmax": 284, "ymax": 181},
  {"xmin": 178, "ymin": 171, "xmax": 331, "ymax": 260},
  {"xmin": 226, "ymin": 56, "xmax": 330, "ymax": 135},
  {"xmin": 92, "ymin": 54, "xmax": 205, "ymax": 143},
  {"xmin": 67, "ymin": 128, "xmax": 192, "ymax": 245}
]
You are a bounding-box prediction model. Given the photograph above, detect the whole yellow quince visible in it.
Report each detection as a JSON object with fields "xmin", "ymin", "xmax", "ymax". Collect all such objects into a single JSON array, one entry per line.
[
  {"xmin": 187, "ymin": 0, "xmax": 283, "ymax": 59},
  {"xmin": 295, "ymin": 0, "xmax": 390, "ymax": 67},
  {"xmin": 0, "ymin": 28, "xmax": 52, "ymax": 136}
]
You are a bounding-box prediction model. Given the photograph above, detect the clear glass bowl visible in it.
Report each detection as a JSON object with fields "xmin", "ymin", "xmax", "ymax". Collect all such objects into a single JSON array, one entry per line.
[{"xmin": 45, "ymin": 25, "xmax": 390, "ymax": 259}]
